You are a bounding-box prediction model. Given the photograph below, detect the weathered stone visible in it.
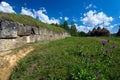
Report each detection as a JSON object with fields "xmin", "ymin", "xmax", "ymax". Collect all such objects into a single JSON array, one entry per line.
[
  {"xmin": 0, "ymin": 20, "xmax": 40, "ymax": 38},
  {"xmin": 31, "ymin": 27, "xmax": 39, "ymax": 35},
  {"xmin": 17, "ymin": 25, "xmax": 39, "ymax": 36},
  {"xmin": 0, "ymin": 20, "xmax": 18, "ymax": 38},
  {"xmin": 0, "ymin": 20, "xmax": 70, "ymax": 53},
  {"xmin": 17, "ymin": 24, "xmax": 32, "ymax": 36},
  {"xmin": 17, "ymin": 23, "xmax": 24, "ymax": 36}
]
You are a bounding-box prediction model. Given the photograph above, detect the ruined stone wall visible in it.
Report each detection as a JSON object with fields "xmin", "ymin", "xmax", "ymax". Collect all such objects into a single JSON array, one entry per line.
[{"xmin": 0, "ymin": 20, "xmax": 70, "ymax": 53}]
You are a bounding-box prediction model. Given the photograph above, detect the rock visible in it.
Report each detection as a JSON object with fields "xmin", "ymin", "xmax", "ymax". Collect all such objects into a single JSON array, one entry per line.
[
  {"xmin": 0, "ymin": 20, "xmax": 18, "ymax": 39},
  {"xmin": 17, "ymin": 24, "xmax": 39, "ymax": 36},
  {"xmin": 17, "ymin": 23, "xmax": 24, "ymax": 36},
  {"xmin": 31, "ymin": 27, "xmax": 39, "ymax": 35},
  {"xmin": 17, "ymin": 24, "xmax": 32, "ymax": 36},
  {"xmin": 0, "ymin": 20, "xmax": 40, "ymax": 38}
]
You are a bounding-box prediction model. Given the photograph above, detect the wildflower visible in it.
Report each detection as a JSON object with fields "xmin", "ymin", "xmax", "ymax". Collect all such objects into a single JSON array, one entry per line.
[
  {"xmin": 111, "ymin": 45, "xmax": 116, "ymax": 49},
  {"xmin": 101, "ymin": 41, "xmax": 107, "ymax": 46},
  {"xmin": 104, "ymin": 50, "xmax": 110, "ymax": 53},
  {"xmin": 96, "ymin": 73, "xmax": 100, "ymax": 78}
]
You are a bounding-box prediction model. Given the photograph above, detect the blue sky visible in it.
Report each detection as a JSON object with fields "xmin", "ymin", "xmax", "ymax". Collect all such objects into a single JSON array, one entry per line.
[{"xmin": 0, "ymin": 0, "xmax": 120, "ymax": 33}]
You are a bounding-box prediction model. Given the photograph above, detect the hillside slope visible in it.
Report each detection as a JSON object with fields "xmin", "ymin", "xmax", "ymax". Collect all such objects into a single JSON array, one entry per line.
[
  {"xmin": 10, "ymin": 37, "xmax": 120, "ymax": 80},
  {"xmin": 0, "ymin": 12, "xmax": 65, "ymax": 33}
]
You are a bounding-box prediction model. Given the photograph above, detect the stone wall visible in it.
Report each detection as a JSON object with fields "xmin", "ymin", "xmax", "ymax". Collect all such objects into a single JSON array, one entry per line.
[{"xmin": 0, "ymin": 20, "xmax": 70, "ymax": 53}]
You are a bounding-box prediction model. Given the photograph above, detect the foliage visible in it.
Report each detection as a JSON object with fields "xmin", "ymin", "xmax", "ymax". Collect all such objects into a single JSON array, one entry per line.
[
  {"xmin": 10, "ymin": 37, "xmax": 120, "ymax": 80},
  {"xmin": 59, "ymin": 21, "xmax": 78, "ymax": 36},
  {"xmin": 78, "ymin": 31, "xmax": 87, "ymax": 37},
  {"xmin": 61, "ymin": 21, "xmax": 70, "ymax": 33},
  {"xmin": 70, "ymin": 21, "xmax": 78, "ymax": 36},
  {"xmin": 0, "ymin": 12, "xmax": 65, "ymax": 33}
]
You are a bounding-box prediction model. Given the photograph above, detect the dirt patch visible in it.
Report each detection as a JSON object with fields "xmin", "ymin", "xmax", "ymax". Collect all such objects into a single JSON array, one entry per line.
[{"xmin": 0, "ymin": 46, "xmax": 34, "ymax": 80}]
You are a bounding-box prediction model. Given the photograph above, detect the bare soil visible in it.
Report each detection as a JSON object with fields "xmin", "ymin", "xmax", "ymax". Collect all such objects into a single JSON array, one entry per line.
[{"xmin": 0, "ymin": 46, "xmax": 34, "ymax": 80}]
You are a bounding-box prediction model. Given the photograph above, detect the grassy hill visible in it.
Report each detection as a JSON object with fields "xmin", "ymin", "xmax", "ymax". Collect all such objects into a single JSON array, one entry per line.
[
  {"xmin": 0, "ymin": 12, "xmax": 65, "ymax": 33},
  {"xmin": 10, "ymin": 37, "xmax": 120, "ymax": 80}
]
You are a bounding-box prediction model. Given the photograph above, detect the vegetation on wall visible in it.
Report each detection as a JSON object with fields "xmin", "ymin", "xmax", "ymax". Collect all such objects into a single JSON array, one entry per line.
[{"xmin": 0, "ymin": 12, "xmax": 66, "ymax": 33}]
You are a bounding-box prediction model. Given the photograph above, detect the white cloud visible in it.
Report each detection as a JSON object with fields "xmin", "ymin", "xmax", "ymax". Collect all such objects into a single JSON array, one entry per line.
[
  {"xmin": 40, "ymin": 7, "xmax": 47, "ymax": 13},
  {"xmin": 86, "ymin": 4, "xmax": 92, "ymax": 9},
  {"xmin": 59, "ymin": 17, "xmax": 63, "ymax": 20},
  {"xmin": 109, "ymin": 25, "xmax": 114, "ymax": 29},
  {"xmin": 64, "ymin": 17, "xmax": 69, "ymax": 21},
  {"xmin": 75, "ymin": 23, "xmax": 92, "ymax": 33},
  {"xmin": 73, "ymin": 18, "xmax": 77, "ymax": 22},
  {"xmin": 49, "ymin": 18, "xmax": 60, "ymax": 24},
  {"xmin": 36, "ymin": 9, "xmax": 59, "ymax": 24},
  {"xmin": 77, "ymin": 26, "xmax": 93, "ymax": 33},
  {"xmin": 76, "ymin": 25, "xmax": 86, "ymax": 32},
  {"xmin": 107, "ymin": 24, "xmax": 118, "ymax": 31},
  {"xmin": 81, "ymin": 10, "xmax": 113, "ymax": 27},
  {"xmin": 21, "ymin": 7, "xmax": 36, "ymax": 18},
  {"xmin": 20, "ymin": 7, "xmax": 60, "ymax": 24},
  {"xmin": 0, "ymin": 1, "xmax": 15, "ymax": 13},
  {"xmin": 86, "ymin": 4, "xmax": 97, "ymax": 9},
  {"xmin": 119, "ymin": 16, "xmax": 120, "ymax": 18},
  {"xmin": 76, "ymin": 24, "xmax": 115, "ymax": 33},
  {"xmin": 76, "ymin": 10, "xmax": 114, "ymax": 33}
]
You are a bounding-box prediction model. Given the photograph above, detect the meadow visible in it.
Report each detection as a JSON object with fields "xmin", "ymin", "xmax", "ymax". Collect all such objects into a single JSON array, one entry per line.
[{"xmin": 10, "ymin": 37, "xmax": 120, "ymax": 80}]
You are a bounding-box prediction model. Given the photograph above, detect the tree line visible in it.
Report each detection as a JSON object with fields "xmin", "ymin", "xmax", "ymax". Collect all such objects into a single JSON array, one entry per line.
[
  {"xmin": 51, "ymin": 21, "xmax": 86, "ymax": 37},
  {"xmin": 51, "ymin": 21, "xmax": 120, "ymax": 37}
]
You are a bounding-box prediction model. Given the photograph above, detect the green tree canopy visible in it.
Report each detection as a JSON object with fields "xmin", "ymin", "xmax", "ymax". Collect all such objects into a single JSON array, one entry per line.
[
  {"xmin": 70, "ymin": 21, "xmax": 77, "ymax": 36},
  {"xmin": 78, "ymin": 31, "xmax": 86, "ymax": 37},
  {"xmin": 62, "ymin": 21, "xmax": 70, "ymax": 32}
]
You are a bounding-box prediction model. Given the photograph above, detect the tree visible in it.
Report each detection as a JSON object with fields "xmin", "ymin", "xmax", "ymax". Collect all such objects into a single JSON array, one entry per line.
[
  {"xmin": 78, "ymin": 31, "xmax": 86, "ymax": 37},
  {"xmin": 62, "ymin": 21, "xmax": 70, "ymax": 32},
  {"xmin": 116, "ymin": 26, "xmax": 120, "ymax": 37},
  {"xmin": 70, "ymin": 21, "xmax": 77, "ymax": 36}
]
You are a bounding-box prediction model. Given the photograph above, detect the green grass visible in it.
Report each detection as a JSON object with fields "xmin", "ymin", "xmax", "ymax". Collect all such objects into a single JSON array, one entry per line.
[
  {"xmin": 0, "ymin": 12, "xmax": 65, "ymax": 33},
  {"xmin": 10, "ymin": 37, "xmax": 120, "ymax": 80}
]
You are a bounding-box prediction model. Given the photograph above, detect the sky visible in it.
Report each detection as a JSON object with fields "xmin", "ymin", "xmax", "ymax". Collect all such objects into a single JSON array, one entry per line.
[{"xmin": 0, "ymin": 0, "xmax": 120, "ymax": 33}]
